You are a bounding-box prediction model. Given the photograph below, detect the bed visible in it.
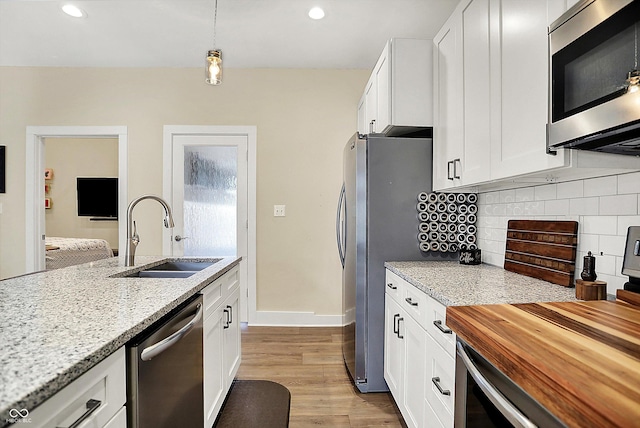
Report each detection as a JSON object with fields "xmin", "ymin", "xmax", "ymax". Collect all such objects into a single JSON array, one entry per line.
[{"xmin": 45, "ymin": 237, "xmax": 114, "ymax": 270}]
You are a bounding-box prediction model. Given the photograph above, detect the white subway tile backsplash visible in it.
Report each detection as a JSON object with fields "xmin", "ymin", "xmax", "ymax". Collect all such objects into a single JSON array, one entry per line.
[
  {"xmin": 569, "ymin": 197, "xmax": 599, "ymax": 215},
  {"xmin": 581, "ymin": 216, "xmax": 618, "ymax": 235},
  {"xmin": 617, "ymin": 171, "xmax": 640, "ymax": 195},
  {"xmin": 544, "ymin": 199, "xmax": 570, "ymax": 216},
  {"xmin": 599, "ymin": 194, "xmax": 638, "ymax": 216},
  {"xmin": 485, "ymin": 191, "xmax": 500, "ymax": 204},
  {"xmin": 617, "ymin": 216, "xmax": 640, "ymax": 235},
  {"xmin": 557, "ymin": 180, "xmax": 584, "ymax": 199},
  {"xmin": 599, "ymin": 235, "xmax": 626, "ymax": 257},
  {"xmin": 500, "ymin": 190, "xmax": 516, "ymax": 203},
  {"xmin": 584, "ymin": 175, "xmax": 617, "ymax": 197},
  {"xmin": 595, "ymin": 254, "xmax": 617, "ymax": 276},
  {"xmin": 476, "ymin": 173, "xmax": 640, "ymax": 294},
  {"xmin": 578, "ymin": 233, "xmax": 599, "ymax": 253},
  {"xmin": 534, "ymin": 184, "xmax": 557, "ymax": 201},
  {"xmin": 515, "ymin": 187, "xmax": 535, "ymax": 202},
  {"xmin": 524, "ymin": 201, "xmax": 545, "ymax": 215}
]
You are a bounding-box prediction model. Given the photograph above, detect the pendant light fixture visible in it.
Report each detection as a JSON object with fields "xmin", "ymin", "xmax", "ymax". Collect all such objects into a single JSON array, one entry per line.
[{"xmin": 205, "ymin": 0, "xmax": 222, "ymax": 85}]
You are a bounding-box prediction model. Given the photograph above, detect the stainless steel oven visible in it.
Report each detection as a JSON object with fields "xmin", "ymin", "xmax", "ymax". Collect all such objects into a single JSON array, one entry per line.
[
  {"xmin": 547, "ymin": 0, "xmax": 640, "ymax": 155},
  {"xmin": 454, "ymin": 339, "xmax": 566, "ymax": 428}
]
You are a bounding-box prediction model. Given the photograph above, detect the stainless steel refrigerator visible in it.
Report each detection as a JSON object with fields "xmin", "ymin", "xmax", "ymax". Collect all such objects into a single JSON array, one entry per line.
[{"xmin": 336, "ymin": 132, "xmax": 448, "ymax": 393}]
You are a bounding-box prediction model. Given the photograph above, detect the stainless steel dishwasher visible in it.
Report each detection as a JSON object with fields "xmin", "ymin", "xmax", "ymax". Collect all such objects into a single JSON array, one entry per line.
[{"xmin": 127, "ymin": 294, "xmax": 204, "ymax": 428}]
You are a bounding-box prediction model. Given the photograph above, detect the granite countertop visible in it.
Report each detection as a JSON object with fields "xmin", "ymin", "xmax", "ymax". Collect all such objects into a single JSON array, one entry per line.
[
  {"xmin": 384, "ymin": 261, "xmax": 577, "ymax": 306},
  {"xmin": 0, "ymin": 256, "xmax": 240, "ymax": 423}
]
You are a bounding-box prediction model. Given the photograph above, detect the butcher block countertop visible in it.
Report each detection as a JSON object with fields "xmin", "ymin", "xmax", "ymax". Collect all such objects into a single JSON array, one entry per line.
[{"xmin": 447, "ymin": 299, "xmax": 640, "ymax": 428}]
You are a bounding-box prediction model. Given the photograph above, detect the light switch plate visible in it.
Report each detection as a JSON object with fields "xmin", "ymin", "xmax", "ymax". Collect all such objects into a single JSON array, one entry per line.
[{"xmin": 274, "ymin": 205, "xmax": 286, "ymax": 217}]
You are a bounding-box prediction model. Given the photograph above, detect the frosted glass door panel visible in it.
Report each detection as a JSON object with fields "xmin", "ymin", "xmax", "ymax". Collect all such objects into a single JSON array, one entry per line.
[{"xmin": 183, "ymin": 146, "xmax": 237, "ymax": 257}]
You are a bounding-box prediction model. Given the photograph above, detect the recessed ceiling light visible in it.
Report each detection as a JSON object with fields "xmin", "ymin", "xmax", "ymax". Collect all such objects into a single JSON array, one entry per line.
[
  {"xmin": 61, "ymin": 4, "xmax": 86, "ymax": 18},
  {"xmin": 308, "ymin": 7, "xmax": 325, "ymax": 20}
]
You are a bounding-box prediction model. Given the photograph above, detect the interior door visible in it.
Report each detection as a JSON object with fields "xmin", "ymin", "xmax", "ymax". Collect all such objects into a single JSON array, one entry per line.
[{"xmin": 170, "ymin": 134, "xmax": 248, "ymax": 319}]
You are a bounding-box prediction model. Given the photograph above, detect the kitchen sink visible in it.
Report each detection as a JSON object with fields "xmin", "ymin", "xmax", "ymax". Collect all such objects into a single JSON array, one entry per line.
[{"xmin": 122, "ymin": 260, "xmax": 218, "ymax": 279}]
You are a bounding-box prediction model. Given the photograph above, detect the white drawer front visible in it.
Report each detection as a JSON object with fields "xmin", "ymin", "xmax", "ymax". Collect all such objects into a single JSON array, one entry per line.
[
  {"xmin": 424, "ymin": 397, "xmax": 446, "ymax": 428},
  {"xmin": 426, "ymin": 337, "xmax": 455, "ymax": 428},
  {"xmin": 104, "ymin": 406, "xmax": 127, "ymax": 428},
  {"xmin": 202, "ymin": 278, "xmax": 223, "ymax": 320},
  {"xmin": 402, "ymin": 282, "xmax": 427, "ymax": 325},
  {"xmin": 28, "ymin": 347, "xmax": 126, "ymax": 428},
  {"xmin": 385, "ymin": 270, "xmax": 403, "ymax": 303},
  {"xmin": 426, "ymin": 297, "xmax": 456, "ymax": 356},
  {"xmin": 223, "ymin": 266, "xmax": 240, "ymax": 296}
]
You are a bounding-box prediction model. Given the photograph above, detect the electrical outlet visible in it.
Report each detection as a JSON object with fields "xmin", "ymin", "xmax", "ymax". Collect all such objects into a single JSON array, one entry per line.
[{"xmin": 274, "ymin": 205, "xmax": 286, "ymax": 217}]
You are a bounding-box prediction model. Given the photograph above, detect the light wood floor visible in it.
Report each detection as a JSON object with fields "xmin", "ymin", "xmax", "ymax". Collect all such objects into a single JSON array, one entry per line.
[{"xmin": 236, "ymin": 325, "xmax": 406, "ymax": 428}]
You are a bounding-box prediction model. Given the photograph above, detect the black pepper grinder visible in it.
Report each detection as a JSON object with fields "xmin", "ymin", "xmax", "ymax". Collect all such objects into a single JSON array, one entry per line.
[{"xmin": 581, "ymin": 251, "xmax": 597, "ymax": 281}]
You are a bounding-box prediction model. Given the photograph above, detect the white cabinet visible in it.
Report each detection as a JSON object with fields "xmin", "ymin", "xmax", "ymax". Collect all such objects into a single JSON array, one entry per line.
[
  {"xmin": 28, "ymin": 348, "xmax": 126, "ymax": 428},
  {"xmin": 222, "ymin": 287, "xmax": 241, "ymax": 387},
  {"xmin": 433, "ymin": 0, "xmax": 640, "ymax": 191},
  {"xmin": 384, "ymin": 295, "xmax": 403, "ymax": 399},
  {"xmin": 384, "ymin": 270, "xmax": 456, "ymax": 428},
  {"xmin": 488, "ymin": 0, "xmax": 566, "ymax": 181},
  {"xmin": 384, "ymin": 283, "xmax": 425, "ymax": 428},
  {"xmin": 203, "ymin": 266, "xmax": 241, "ymax": 428},
  {"xmin": 433, "ymin": 11, "xmax": 463, "ymax": 190},
  {"xmin": 358, "ymin": 38, "xmax": 433, "ymax": 135}
]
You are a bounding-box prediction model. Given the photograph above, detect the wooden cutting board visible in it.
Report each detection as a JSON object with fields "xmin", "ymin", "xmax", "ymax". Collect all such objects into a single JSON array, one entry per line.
[{"xmin": 504, "ymin": 220, "xmax": 578, "ymax": 287}]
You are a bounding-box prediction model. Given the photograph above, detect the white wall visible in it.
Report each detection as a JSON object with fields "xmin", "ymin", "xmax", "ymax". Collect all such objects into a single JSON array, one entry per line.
[
  {"xmin": 44, "ymin": 137, "xmax": 119, "ymax": 249},
  {"xmin": 477, "ymin": 171, "xmax": 640, "ymax": 295}
]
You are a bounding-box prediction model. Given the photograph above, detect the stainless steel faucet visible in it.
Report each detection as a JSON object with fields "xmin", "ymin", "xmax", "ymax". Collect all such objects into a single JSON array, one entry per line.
[{"xmin": 125, "ymin": 195, "xmax": 175, "ymax": 267}]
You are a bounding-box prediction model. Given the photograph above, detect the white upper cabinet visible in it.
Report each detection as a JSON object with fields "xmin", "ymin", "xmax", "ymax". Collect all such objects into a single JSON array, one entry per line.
[
  {"xmin": 358, "ymin": 38, "xmax": 433, "ymax": 136},
  {"xmin": 433, "ymin": 12, "xmax": 463, "ymax": 191},
  {"xmin": 461, "ymin": 0, "xmax": 492, "ymax": 185},
  {"xmin": 433, "ymin": 0, "xmax": 640, "ymax": 191},
  {"xmin": 489, "ymin": 0, "xmax": 566, "ymax": 180}
]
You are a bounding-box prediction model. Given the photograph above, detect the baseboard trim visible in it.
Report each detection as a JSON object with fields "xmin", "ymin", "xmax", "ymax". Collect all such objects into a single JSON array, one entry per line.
[{"xmin": 251, "ymin": 310, "xmax": 342, "ymax": 327}]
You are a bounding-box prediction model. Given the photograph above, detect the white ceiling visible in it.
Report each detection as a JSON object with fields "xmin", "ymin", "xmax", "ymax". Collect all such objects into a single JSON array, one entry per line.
[{"xmin": 0, "ymin": 0, "xmax": 458, "ymax": 69}]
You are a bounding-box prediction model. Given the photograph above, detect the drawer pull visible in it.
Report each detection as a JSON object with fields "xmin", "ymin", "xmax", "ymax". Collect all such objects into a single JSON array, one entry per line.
[
  {"xmin": 393, "ymin": 313, "xmax": 400, "ymax": 334},
  {"xmin": 57, "ymin": 399, "xmax": 101, "ymax": 428},
  {"xmin": 387, "ymin": 282, "xmax": 397, "ymax": 290},
  {"xmin": 397, "ymin": 317, "xmax": 404, "ymax": 339},
  {"xmin": 405, "ymin": 297, "xmax": 418, "ymax": 307},
  {"xmin": 432, "ymin": 377, "xmax": 451, "ymax": 396},
  {"xmin": 433, "ymin": 319, "xmax": 452, "ymax": 334},
  {"xmin": 223, "ymin": 307, "xmax": 230, "ymax": 329}
]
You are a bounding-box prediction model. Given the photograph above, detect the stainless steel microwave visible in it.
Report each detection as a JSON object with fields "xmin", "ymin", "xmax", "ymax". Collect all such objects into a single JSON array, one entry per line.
[{"xmin": 547, "ymin": 0, "xmax": 640, "ymax": 156}]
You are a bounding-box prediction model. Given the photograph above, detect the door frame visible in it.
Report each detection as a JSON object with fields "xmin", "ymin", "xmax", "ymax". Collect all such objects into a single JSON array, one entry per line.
[
  {"xmin": 25, "ymin": 126, "xmax": 128, "ymax": 273},
  {"xmin": 163, "ymin": 125, "xmax": 257, "ymax": 324}
]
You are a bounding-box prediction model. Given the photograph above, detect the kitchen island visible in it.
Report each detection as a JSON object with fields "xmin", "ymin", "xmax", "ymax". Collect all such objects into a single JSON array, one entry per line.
[{"xmin": 0, "ymin": 256, "xmax": 240, "ymax": 424}]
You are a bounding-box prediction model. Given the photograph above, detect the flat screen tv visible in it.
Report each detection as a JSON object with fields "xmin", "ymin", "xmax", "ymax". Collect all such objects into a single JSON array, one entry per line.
[{"xmin": 77, "ymin": 177, "xmax": 118, "ymax": 218}]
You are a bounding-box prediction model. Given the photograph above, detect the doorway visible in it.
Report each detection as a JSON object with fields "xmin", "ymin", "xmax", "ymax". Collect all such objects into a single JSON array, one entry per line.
[
  {"xmin": 163, "ymin": 126, "xmax": 256, "ymax": 323},
  {"xmin": 26, "ymin": 126, "xmax": 128, "ymax": 273}
]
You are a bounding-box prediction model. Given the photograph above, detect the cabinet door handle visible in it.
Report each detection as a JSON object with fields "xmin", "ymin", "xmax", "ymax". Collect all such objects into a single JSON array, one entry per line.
[
  {"xmin": 57, "ymin": 399, "xmax": 102, "ymax": 428},
  {"xmin": 433, "ymin": 319, "xmax": 452, "ymax": 334},
  {"xmin": 447, "ymin": 161, "xmax": 454, "ymax": 180},
  {"xmin": 405, "ymin": 297, "xmax": 418, "ymax": 307},
  {"xmin": 432, "ymin": 377, "xmax": 451, "ymax": 396},
  {"xmin": 223, "ymin": 308, "xmax": 230, "ymax": 329},
  {"xmin": 226, "ymin": 305, "xmax": 233, "ymax": 325},
  {"xmin": 393, "ymin": 313, "xmax": 400, "ymax": 334},
  {"xmin": 397, "ymin": 317, "xmax": 404, "ymax": 339},
  {"xmin": 387, "ymin": 282, "xmax": 397, "ymax": 290},
  {"xmin": 453, "ymin": 158, "xmax": 461, "ymax": 179}
]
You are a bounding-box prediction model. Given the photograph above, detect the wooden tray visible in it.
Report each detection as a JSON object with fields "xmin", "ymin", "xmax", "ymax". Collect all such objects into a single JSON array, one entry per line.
[{"xmin": 504, "ymin": 220, "xmax": 578, "ymax": 287}]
